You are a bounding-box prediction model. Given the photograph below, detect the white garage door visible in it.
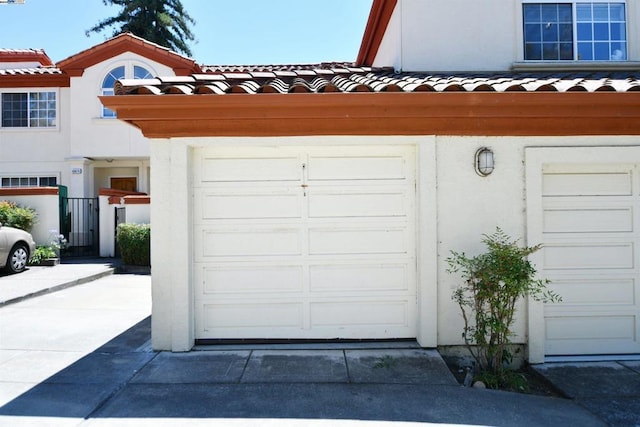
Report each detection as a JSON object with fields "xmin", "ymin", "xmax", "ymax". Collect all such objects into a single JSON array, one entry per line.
[
  {"xmin": 192, "ymin": 145, "xmax": 416, "ymax": 340},
  {"xmin": 541, "ymin": 163, "xmax": 640, "ymax": 355}
]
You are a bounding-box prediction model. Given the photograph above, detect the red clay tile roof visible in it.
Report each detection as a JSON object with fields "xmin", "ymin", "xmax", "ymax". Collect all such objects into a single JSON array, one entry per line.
[
  {"xmin": 114, "ymin": 66, "xmax": 640, "ymax": 95},
  {"xmin": 57, "ymin": 33, "xmax": 200, "ymax": 77},
  {"xmin": 0, "ymin": 67, "xmax": 63, "ymax": 76},
  {"xmin": 0, "ymin": 48, "xmax": 54, "ymax": 66}
]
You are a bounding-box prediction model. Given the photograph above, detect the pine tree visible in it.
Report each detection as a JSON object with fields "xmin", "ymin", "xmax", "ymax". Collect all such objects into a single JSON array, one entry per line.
[{"xmin": 86, "ymin": 0, "xmax": 196, "ymax": 56}]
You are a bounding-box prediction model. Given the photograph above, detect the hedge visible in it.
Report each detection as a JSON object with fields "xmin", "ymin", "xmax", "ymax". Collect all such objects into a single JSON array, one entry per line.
[
  {"xmin": 116, "ymin": 223, "xmax": 150, "ymax": 266},
  {"xmin": 0, "ymin": 200, "xmax": 36, "ymax": 232}
]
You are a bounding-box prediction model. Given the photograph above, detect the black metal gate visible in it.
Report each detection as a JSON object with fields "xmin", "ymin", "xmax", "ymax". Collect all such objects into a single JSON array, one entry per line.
[{"xmin": 59, "ymin": 197, "xmax": 99, "ymax": 257}]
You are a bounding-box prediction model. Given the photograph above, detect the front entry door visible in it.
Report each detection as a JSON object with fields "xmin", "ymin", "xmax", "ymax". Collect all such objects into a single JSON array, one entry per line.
[{"xmin": 111, "ymin": 177, "xmax": 138, "ymax": 192}]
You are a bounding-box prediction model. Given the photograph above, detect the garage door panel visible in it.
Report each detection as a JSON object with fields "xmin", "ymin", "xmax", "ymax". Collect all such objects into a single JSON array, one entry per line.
[
  {"xmin": 308, "ymin": 156, "xmax": 408, "ymax": 181},
  {"xmin": 199, "ymin": 229, "xmax": 302, "ymax": 257},
  {"xmin": 198, "ymin": 265, "xmax": 304, "ymax": 295},
  {"xmin": 200, "ymin": 157, "xmax": 301, "ymax": 182},
  {"xmin": 308, "ymin": 190, "xmax": 408, "ymax": 218},
  {"xmin": 543, "ymin": 171, "xmax": 632, "ymax": 196},
  {"xmin": 543, "ymin": 207, "xmax": 633, "ymax": 233},
  {"xmin": 544, "ymin": 243, "xmax": 634, "ymax": 270},
  {"xmin": 547, "ymin": 278, "xmax": 636, "ymax": 305},
  {"xmin": 202, "ymin": 303, "xmax": 303, "ymax": 330},
  {"xmin": 310, "ymin": 301, "xmax": 410, "ymax": 328},
  {"xmin": 545, "ymin": 316, "xmax": 636, "ymax": 341},
  {"xmin": 308, "ymin": 228, "xmax": 408, "ymax": 255},
  {"xmin": 199, "ymin": 191, "xmax": 302, "ymax": 220},
  {"xmin": 309, "ymin": 264, "xmax": 410, "ymax": 293},
  {"xmin": 545, "ymin": 315, "xmax": 639, "ymax": 355}
]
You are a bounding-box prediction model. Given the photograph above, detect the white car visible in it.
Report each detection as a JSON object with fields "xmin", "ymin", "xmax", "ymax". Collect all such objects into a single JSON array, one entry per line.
[{"xmin": 0, "ymin": 223, "xmax": 36, "ymax": 273}]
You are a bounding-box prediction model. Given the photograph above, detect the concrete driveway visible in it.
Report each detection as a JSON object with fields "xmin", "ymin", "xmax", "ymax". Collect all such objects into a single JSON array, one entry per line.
[{"xmin": 0, "ymin": 262, "xmax": 633, "ymax": 426}]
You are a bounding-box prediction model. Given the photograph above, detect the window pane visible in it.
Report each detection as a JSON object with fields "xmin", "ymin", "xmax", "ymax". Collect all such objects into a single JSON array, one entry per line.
[
  {"xmin": 558, "ymin": 4, "xmax": 573, "ymax": 21},
  {"xmin": 593, "ymin": 42, "xmax": 610, "ymax": 59},
  {"xmin": 559, "ymin": 42, "xmax": 573, "ymax": 59},
  {"xmin": 611, "ymin": 42, "xmax": 626, "ymax": 60},
  {"xmin": 576, "ymin": 3, "xmax": 592, "ymax": 21},
  {"xmin": 577, "ymin": 22, "xmax": 592, "ymax": 39},
  {"xmin": 610, "ymin": 22, "xmax": 625, "ymax": 40},
  {"xmin": 542, "ymin": 4, "xmax": 559, "ymax": 22},
  {"xmin": 593, "ymin": 22, "xmax": 609, "ymax": 40},
  {"xmin": 524, "ymin": 4, "xmax": 542, "ymax": 22},
  {"xmin": 1, "ymin": 93, "xmax": 28, "ymax": 127},
  {"xmin": 134, "ymin": 66, "xmax": 153, "ymax": 79},
  {"xmin": 592, "ymin": 4, "xmax": 609, "ymax": 21},
  {"xmin": 525, "ymin": 23, "xmax": 542, "ymax": 42},
  {"xmin": 543, "ymin": 43, "xmax": 559, "ymax": 60},
  {"xmin": 102, "ymin": 66, "xmax": 125, "ymax": 89},
  {"xmin": 543, "ymin": 23, "xmax": 559, "ymax": 42},
  {"xmin": 39, "ymin": 177, "xmax": 57, "ymax": 186},
  {"xmin": 609, "ymin": 3, "xmax": 625, "ymax": 21},
  {"xmin": 559, "ymin": 23, "xmax": 573, "ymax": 41},
  {"xmin": 526, "ymin": 43, "xmax": 543, "ymax": 60}
]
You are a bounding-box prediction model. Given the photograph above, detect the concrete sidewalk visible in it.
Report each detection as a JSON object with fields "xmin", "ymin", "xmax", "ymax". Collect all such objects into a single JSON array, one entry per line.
[
  {"xmin": 0, "ymin": 259, "xmax": 118, "ymax": 307},
  {"xmin": 0, "ymin": 261, "xmax": 635, "ymax": 426}
]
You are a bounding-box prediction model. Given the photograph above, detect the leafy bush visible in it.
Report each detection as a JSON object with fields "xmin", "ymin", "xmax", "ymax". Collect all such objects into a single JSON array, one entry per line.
[
  {"xmin": 29, "ymin": 245, "xmax": 57, "ymax": 265},
  {"xmin": 0, "ymin": 200, "xmax": 36, "ymax": 232},
  {"xmin": 29, "ymin": 234, "xmax": 66, "ymax": 265},
  {"xmin": 117, "ymin": 223, "xmax": 150, "ymax": 266},
  {"xmin": 446, "ymin": 228, "xmax": 560, "ymax": 388}
]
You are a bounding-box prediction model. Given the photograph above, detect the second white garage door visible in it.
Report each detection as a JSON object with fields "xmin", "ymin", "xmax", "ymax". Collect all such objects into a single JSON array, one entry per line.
[
  {"xmin": 541, "ymin": 163, "xmax": 640, "ymax": 356},
  {"xmin": 192, "ymin": 145, "xmax": 417, "ymax": 340}
]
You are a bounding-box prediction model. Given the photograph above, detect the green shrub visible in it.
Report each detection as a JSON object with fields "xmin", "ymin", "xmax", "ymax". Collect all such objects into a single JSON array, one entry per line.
[
  {"xmin": 116, "ymin": 223, "xmax": 150, "ymax": 266},
  {"xmin": 29, "ymin": 245, "xmax": 57, "ymax": 265},
  {"xmin": 0, "ymin": 200, "xmax": 36, "ymax": 232},
  {"xmin": 28, "ymin": 234, "xmax": 66, "ymax": 265},
  {"xmin": 446, "ymin": 228, "xmax": 560, "ymax": 388}
]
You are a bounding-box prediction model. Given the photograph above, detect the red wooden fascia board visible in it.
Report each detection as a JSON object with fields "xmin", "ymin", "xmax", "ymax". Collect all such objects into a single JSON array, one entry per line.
[{"xmin": 356, "ymin": 0, "xmax": 398, "ymax": 66}]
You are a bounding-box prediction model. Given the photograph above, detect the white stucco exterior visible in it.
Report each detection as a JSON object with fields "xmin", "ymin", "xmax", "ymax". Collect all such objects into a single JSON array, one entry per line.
[
  {"xmin": 148, "ymin": 134, "xmax": 640, "ymax": 361},
  {"xmin": 372, "ymin": 0, "xmax": 640, "ymax": 71},
  {"xmin": 0, "ymin": 49, "xmax": 175, "ymax": 200}
]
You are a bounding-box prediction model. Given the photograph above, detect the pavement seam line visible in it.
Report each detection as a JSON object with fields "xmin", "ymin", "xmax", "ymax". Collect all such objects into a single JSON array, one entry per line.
[
  {"xmin": 343, "ymin": 349, "xmax": 352, "ymax": 383},
  {"xmin": 0, "ymin": 269, "xmax": 114, "ymax": 308},
  {"xmin": 83, "ymin": 350, "xmax": 161, "ymax": 420},
  {"xmin": 239, "ymin": 349, "xmax": 253, "ymax": 383}
]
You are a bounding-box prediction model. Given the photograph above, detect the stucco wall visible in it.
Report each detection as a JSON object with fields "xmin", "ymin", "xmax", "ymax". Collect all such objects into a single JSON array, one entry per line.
[
  {"xmin": 68, "ymin": 52, "xmax": 174, "ymax": 160},
  {"xmin": 0, "ymin": 86, "xmax": 71, "ymax": 190},
  {"xmin": 373, "ymin": 0, "xmax": 640, "ymax": 71},
  {"xmin": 149, "ymin": 134, "xmax": 640, "ymax": 356},
  {"xmin": 0, "ymin": 191, "xmax": 59, "ymax": 245}
]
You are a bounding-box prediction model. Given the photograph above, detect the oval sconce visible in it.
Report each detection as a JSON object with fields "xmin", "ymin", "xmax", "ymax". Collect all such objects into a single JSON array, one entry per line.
[{"xmin": 475, "ymin": 147, "xmax": 494, "ymax": 176}]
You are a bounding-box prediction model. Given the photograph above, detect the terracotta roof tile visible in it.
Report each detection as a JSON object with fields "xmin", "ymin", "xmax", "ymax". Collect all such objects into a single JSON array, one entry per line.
[
  {"xmin": 0, "ymin": 67, "xmax": 63, "ymax": 76},
  {"xmin": 113, "ymin": 65, "xmax": 640, "ymax": 96}
]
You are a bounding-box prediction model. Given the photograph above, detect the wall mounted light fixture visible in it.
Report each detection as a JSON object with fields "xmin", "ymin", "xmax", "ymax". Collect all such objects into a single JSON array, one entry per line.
[{"xmin": 475, "ymin": 147, "xmax": 494, "ymax": 176}]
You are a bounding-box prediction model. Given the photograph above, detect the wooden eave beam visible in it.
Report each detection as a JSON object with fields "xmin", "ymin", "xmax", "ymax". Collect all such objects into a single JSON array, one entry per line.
[
  {"xmin": 100, "ymin": 92, "xmax": 640, "ymax": 138},
  {"xmin": 0, "ymin": 74, "xmax": 70, "ymax": 88}
]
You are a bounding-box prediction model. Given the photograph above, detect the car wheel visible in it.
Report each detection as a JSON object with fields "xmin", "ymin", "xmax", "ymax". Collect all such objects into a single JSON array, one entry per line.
[{"xmin": 6, "ymin": 243, "xmax": 29, "ymax": 274}]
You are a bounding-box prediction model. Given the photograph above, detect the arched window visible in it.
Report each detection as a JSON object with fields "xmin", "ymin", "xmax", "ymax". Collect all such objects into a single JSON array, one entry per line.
[{"xmin": 101, "ymin": 65, "xmax": 153, "ymax": 118}]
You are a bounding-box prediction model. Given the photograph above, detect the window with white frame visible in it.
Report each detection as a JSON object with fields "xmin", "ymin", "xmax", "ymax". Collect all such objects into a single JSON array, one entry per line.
[
  {"xmin": 1, "ymin": 176, "xmax": 57, "ymax": 187},
  {"xmin": 1, "ymin": 91, "xmax": 56, "ymax": 128},
  {"xmin": 101, "ymin": 64, "xmax": 153, "ymax": 118},
  {"xmin": 523, "ymin": 1, "xmax": 627, "ymax": 61}
]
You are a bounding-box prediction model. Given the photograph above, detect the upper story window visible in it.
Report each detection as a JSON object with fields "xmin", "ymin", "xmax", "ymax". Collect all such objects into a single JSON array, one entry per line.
[
  {"xmin": 101, "ymin": 64, "xmax": 153, "ymax": 118},
  {"xmin": 1, "ymin": 91, "xmax": 56, "ymax": 128},
  {"xmin": 1, "ymin": 176, "xmax": 57, "ymax": 187},
  {"xmin": 523, "ymin": 2, "xmax": 627, "ymax": 61}
]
